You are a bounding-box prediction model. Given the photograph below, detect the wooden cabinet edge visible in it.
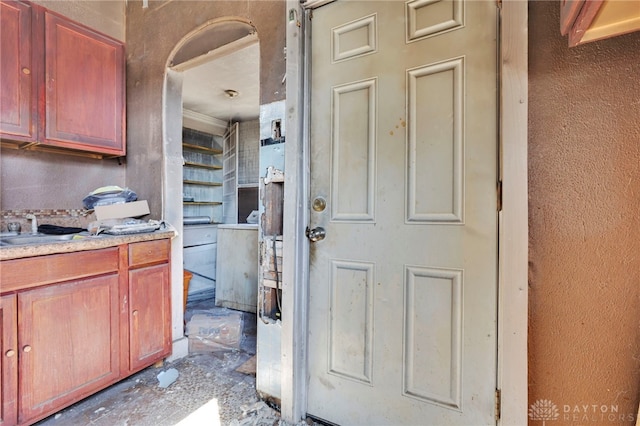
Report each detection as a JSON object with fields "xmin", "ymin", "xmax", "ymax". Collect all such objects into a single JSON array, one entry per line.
[
  {"xmin": 560, "ymin": 0, "xmax": 586, "ymax": 36},
  {"xmin": 0, "ymin": 140, "xmax": 125, "ymax": 160},
  {"xmin": 565, "ymin": 0, "xmax": 640, "ymax": 47},
  {"xmin": 0, "ymin": 248, "xmax": 119, "ymax": 294}
]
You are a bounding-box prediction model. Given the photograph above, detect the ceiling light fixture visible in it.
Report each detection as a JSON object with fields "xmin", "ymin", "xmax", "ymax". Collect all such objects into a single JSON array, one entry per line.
[{"xmin": 224, "ymin": 89, "xmax": 239, "ymax": 98}]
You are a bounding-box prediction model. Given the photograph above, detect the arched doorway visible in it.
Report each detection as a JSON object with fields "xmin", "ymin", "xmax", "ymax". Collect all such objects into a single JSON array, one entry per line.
[{"xmin": 163, "ymin": 19, "xmax": 260, "ymax": 357}]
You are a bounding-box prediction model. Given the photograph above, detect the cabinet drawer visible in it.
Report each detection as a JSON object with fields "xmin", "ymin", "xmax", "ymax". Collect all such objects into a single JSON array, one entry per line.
[
  {"xmin": 0, "ymin": 248, "xmax": 119, "ymax": 293},
  {"xmin": 129, "ymin": 239, "xmax": 170, "ymax": 268}
]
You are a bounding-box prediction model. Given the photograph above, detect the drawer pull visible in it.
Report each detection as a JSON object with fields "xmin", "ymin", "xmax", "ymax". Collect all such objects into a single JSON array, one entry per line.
[
  {"xmin": 22, "ymin": 67, "xmax": 31, "ymax": 75},
  {"xmin": 23, "ymin": 345, "xmax": 32, "ymax": 353},
  {"xmin": 5, "ymin": 349, "xmax": 16, "ymax": 357},
  {"xmin": 132, "ymin": 310, "xmax": 139, "ymax": 316}
]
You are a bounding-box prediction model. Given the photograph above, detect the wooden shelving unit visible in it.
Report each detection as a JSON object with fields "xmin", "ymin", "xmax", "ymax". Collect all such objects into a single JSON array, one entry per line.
[
  {"xmin": 182, "ymin": 127, "xmax": 224, "ymax": 224},
  {"xmin": 183, "ymin": 201, "xmax": 222, "ymax": 206},
  {"xmin": 183, "ymin": 161, "xmax": 223, "ymax": 170},
  {"xmin": 181, "ymin": 142, "xmax": 222, "ymax": 155},
  {"xmin": 183, "ymin": 180, "xmax": 222, "ymax": 187}
]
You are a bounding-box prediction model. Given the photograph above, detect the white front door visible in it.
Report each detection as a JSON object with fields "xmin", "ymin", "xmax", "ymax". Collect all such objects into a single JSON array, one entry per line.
[{"xmin": 307, "ymin": 1, "xmax": 499, "ymax": 424}]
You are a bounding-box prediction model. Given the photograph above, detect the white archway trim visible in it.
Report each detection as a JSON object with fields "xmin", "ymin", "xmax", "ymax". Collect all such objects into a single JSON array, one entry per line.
[{"xmin": 170, "ymin": 33, "xmax": 258, "ymax": 72}]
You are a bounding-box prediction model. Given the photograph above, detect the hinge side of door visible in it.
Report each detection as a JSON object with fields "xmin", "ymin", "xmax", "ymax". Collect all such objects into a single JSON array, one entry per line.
[
  {"xmin": 497, "ymin": 180, "xmax": 503, "ymax": 212},
  {"xmin": 495, "ymin": 389, "xmax": 502, "ymax": 420}
]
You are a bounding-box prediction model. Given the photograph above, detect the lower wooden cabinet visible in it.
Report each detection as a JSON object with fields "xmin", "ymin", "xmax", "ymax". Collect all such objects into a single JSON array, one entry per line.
[
  {"xmin": 129, "ymin": 264, "xmax": 171, "ymax": 372},
  {"xmin": 0, "ymin": 238, "xmax": 171, "ymax": 426},
  {"xmin": 0, "ymin": 295, "xmax": 18, "ymax": 426},
  {"xmin": 18, "ymin": 275, "xmax": 120, "ymax": 423}
]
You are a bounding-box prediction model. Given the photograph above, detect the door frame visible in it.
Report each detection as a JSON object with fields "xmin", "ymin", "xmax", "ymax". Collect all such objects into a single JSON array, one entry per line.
[{"xmin": 281, "ymin": 0, "xmax": 528, "ymax": 424}]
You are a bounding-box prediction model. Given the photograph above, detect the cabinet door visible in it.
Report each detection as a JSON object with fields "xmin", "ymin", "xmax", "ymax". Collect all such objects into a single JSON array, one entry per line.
[
  {"xmin": 0, "ymin": 0, "xmax": 38, "ymax": 142},
  {"xmin": 0, "ymin": 295, "xmax": 18, "ymax": 426},
  {"xmin": 129, "ymin": 264, "xmax": 171, "ymax": 372},
  {"xmin": 43, "ymin": 11, "xmax": 125, "ymax": 155},
  {"xmin": 18, "ymin": 275, "xmax": 119, "ymax": 424}
]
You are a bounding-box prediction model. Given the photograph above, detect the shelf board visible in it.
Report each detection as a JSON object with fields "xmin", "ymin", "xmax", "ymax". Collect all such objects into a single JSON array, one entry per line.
[
  {"xmin": 184, "ymin": 161, "xmax": 222, "ymax": 170},
  {"xmin": 182, "ymin": 142, "xmax": 223, "ymax": 154},
  {"xmin": 183, "ymin": 180, "xmax": 222, "ymax": 187},
  {"xmin": 183, "ymin": 201, "xmax": 222, "ymax": 206}
]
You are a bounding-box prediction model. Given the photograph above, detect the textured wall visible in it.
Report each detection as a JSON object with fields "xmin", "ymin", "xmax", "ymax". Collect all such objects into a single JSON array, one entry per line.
[
  {"xmin": 0, "ymin": 150, "xmax": 125, "ymax": 210},
  {"xmin": 34, "ymin": 0, "xmax": 125, "ymax": 41},
  {"xmin": 125, "ymin": 0, "xmax": 285, "ymax": 219},
  {"xmin": 528, "ymin": 2, "xmax": 640, "ymax": 424}
]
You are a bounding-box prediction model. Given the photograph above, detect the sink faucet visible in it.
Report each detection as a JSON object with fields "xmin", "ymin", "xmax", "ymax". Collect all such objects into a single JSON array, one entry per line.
[{"xmin": 25, "ymin": 214, "xmax": 38, "ymax": 234}]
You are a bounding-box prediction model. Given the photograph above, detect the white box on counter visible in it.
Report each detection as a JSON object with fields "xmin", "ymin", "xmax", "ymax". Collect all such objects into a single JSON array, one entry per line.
[{"xmin": 94, "ymin": 200, "xmax": 150, "ymax": 221}]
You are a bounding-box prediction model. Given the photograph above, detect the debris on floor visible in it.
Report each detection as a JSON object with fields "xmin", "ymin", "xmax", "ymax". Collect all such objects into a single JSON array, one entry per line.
[
  {"xmin": 186, "ymin": 308, "xmax": 244, "ymax": 353},
  {"xmin": 235, "ymin": 355, "xmax": 257, "ymax": 376},
  {"xmin": 229, "ymin": 401, "xmax": 281, "ymax": 426},
  {"xmin": 35, "ymin": 301, "xmax": 321, "ymax": 426},
  {"xmin": 229, "ymin": 400, "xmax": 318, "ymax": 426},
  {"xmin": 157, "ymin": 368, "xmax": 179, "ymax": 388}
]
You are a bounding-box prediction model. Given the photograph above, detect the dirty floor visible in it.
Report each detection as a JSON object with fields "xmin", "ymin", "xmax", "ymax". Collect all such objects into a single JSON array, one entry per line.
[{"xmin": 35, "ymin": 298, "xmax": 314, "ymax": 426}]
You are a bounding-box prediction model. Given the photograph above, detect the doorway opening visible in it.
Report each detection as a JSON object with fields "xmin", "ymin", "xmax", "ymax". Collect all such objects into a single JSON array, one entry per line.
[{"xmin": 163, "ymin": 18, "xmax": 261, "ymax": 341}]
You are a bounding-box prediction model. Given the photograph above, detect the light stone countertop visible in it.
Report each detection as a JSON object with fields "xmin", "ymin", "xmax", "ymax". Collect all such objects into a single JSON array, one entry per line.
[{"xmin": 0, "ymin": 230, "xmax": 176, "ymax": 261}]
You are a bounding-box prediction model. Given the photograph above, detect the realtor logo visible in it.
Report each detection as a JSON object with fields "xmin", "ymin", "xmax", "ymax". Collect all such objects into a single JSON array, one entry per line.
[{"xmin": 529, "ymin": 399, "xmax": 560, "ymax": 425}]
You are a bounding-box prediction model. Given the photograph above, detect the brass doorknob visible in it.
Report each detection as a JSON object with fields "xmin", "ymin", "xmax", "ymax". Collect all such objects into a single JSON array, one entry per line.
[{"xmin": 312, "ymin": 197, "xmax": 327, "ymax": 212}]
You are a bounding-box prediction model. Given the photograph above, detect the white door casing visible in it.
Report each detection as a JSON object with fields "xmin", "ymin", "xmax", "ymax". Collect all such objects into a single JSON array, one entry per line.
[{"xmin": 306, "ymin": 1, "xmax": 499, "ymax": 424}]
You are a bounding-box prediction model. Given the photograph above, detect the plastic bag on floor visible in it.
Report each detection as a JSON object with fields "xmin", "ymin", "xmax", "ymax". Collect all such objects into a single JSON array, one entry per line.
[{"xmin": 185, "ymin": 309, "xmax": 243, "ymax": 352}]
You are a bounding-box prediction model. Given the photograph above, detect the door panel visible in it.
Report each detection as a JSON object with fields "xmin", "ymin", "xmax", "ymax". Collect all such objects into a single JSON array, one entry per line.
[
  {"xmin": 407, "ymin": 58, "xmax": 464, "ymax": 222},
  {"xmin": 307, "ymin": 1, "xmax": 498, "ymax": 424},
  {"xmin": 331, "ymin": 79, "xmax": 376, "ymax": 222},
  {"xmin": 328, "ymin": 260, "xmax": 375, "ymax": 384}
]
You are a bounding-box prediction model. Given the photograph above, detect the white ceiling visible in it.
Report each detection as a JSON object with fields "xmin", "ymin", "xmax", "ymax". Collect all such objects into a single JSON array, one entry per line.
[{"xmin": 180, "ymin": 41, "xmax": 260, "ymax": 123}]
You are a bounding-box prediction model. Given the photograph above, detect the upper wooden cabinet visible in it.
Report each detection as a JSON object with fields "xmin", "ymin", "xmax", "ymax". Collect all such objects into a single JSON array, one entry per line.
[
  {"xmin": 561, "ymin": 0, "xmax": 640, "ymax": 47},
  {"xmin": 0, "ymin": 1, "xmax": 125, "ymax": 157},
  {"xmin": 0, "ymin": 1, "xmax": 37, "ymax": 143}
]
